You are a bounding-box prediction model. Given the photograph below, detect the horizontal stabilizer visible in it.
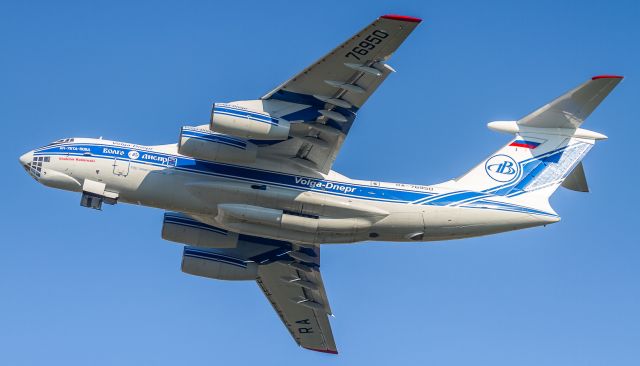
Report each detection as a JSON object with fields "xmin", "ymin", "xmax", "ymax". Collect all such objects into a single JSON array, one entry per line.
[
  {"xmin": 561, "ymin": 162, "xmax": 589, "ymax": 192},
  {"xmin": 518, "ymin": 75, "xmax": 623, "ymax": 129}
]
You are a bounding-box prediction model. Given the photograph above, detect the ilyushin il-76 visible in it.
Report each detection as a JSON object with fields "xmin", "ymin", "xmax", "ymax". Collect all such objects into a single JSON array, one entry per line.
[{"xmin": 20, "ymin": 15, "xmax": 622, "ymax": 354}]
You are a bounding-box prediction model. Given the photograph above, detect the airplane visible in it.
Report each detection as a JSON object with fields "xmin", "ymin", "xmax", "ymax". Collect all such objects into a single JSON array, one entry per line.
[{"xmin": 19, "ymin": 14, "xmax": 622, "ymax": 354}]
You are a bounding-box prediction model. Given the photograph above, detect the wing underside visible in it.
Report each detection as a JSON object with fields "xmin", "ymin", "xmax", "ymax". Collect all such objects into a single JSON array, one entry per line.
[
  {"xmin": 518, "ymin": 75, "xmax": 623, "ymax": 129},
  {"xmin": 256, "ymin": 248, "xmax": 337, "ymax": 353},
  {"xmin": 258, "ymin": 15, "xmax": 422, "ymax": 173},
  {"xmin": 171, "ymin": 14, "xmax": 423, "ymax": 353},
  {"xmin": 170, "ymin": 212, "xmax": 337, "ymax": 353}
]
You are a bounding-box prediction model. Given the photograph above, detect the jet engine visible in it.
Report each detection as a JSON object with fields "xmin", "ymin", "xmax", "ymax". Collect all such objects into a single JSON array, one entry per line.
[
  {"xmin": 214, "ymin": 203, "xmax": 374, "ymax": 244},
  {"xmin": 162, "ymin": 212, "xmax": 239, "ymax": 248},
  {"xmin": 178, "ymin": 126, "xmax": 257, "ymax": 164},
  {"xmin": 181, "ymin": 246, "xmax": 258, "ymax": 281},
  {"xmin": 210, "ymin": 102, "xmax": 290, "ymax": 140}
]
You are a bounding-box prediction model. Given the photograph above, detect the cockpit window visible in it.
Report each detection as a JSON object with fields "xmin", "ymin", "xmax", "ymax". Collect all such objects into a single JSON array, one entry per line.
[
  {"xmin": 24, "ymin": 155, "xmax": 50, "ymax": 179},
  {"xmin": 46, "ymin": 138, "xmax": 74, "ymax": 146}
]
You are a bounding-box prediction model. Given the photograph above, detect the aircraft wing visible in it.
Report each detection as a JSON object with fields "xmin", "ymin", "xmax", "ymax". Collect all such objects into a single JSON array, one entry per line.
[
  {"xmin": 172, "ymin": 213, "xmax": 336, "ymax": 352},
  {"xmin": 256, "ymin": 245, "xmax": 337, "ymax": 354},
  {"xmin": 260, "ymin": 15, "xmax": 422, "ymax": 174}
]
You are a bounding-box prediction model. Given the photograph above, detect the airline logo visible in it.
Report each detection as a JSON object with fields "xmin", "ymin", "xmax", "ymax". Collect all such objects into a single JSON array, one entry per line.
[
  {"xmin": 485, "ymin": 155, "xmax": 519, "ymax": 182},
  {"xmin": 102, "ymin": 147, "xmax": 124, "ymax": 156},
  {"xmin": 295, "ymin": 177, "xmax": 357, "ymax": 194}
]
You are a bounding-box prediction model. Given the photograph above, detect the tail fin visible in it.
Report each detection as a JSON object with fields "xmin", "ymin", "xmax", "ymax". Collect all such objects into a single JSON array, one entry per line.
[{"xmin": 452, "ymin": 75, "xmax": 622, "ymax": 211}]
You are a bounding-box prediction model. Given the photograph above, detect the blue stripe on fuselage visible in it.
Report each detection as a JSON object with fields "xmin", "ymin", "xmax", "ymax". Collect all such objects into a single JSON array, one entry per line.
[
  {"xmin": 34, "ymin": 142, "xmax": 433, "ymax": 203},
  {"xmin": 34, "ymin": 142, "xmax": 557, "ymax": 217}
]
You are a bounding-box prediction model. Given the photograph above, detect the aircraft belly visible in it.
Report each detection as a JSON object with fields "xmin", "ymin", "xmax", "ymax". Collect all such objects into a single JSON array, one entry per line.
[
  {"xmin": 67, "ymin": 158, "xmax": 555, "ymax": 245},
  {"xmin": 421, "ymin": 206, "xmax": 550, "ymax": 240},
  {"xmin": 71, "ymin": 153, "xmax": 555, "ymax": 245},
  {"xmin": 166, "ymin": 174, "xmax": 394, "ymax": 244},
  {"xmin": 369, "ymin": 210, "xmax": 426, "ymax": 241},
  {"xmin": 184, "ymin": 179, "xmax": 388, "ymax": 218},
  {"xmin": 112, "ymin": 164, "xmax": 214, "ymax": 213}
]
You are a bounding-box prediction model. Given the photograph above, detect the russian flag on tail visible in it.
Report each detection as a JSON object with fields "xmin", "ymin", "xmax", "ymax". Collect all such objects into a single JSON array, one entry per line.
[{"xmin": 509, "ymin": 139, "xmax": 541, "ymax": 149}]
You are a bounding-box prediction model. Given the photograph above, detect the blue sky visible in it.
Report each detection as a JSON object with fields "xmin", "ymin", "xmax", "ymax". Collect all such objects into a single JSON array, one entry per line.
[{"xmin": 1, "ymin": 0, "xmax": 639, "ymax": 364}]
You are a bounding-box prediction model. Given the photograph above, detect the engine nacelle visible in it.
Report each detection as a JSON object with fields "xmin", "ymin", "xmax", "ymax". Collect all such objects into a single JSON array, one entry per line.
[
  {"xmin": 162, "ymin": 212, "xmax": 239, "ymax": 248},
  {"xmin": 210, "ymin": 102, "xmax": 290, "ymax": 140},
  {"xmin": 214, "ymin": 203, "xmax": 373, "ymax": 244},
  {"xmin": 216, "ymin": 203, "xmax": 372, "ymax": 233},
  {"xmin": 182, "ymin": 246, "xmax": 258, "ymax": 281},
  {"xmin": 178, "ymin": 126, "xmax": 257, "ymax": 164}
]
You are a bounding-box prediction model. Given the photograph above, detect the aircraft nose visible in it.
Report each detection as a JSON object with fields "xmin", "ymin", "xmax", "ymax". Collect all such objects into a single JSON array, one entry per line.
[{"xmin": 19, "ymin": 151, "xmax": 33, "ymax": 166}]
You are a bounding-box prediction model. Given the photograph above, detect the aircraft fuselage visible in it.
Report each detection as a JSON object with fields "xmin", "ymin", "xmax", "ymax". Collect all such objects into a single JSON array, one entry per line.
[{"xmin": 20, "ymin": 137, "xmax": 557, "ymax": 245}]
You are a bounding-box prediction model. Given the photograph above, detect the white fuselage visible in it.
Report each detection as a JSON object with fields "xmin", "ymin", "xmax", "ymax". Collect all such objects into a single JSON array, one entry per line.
[{"xmin": 20, "ymin": 138, "xmax": 558, "ymax": 244}]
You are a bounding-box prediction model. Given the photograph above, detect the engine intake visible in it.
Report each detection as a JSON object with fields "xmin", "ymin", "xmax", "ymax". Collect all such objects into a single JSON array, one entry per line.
[
  {"xmin": 162, "ymin": 212, "xmax": 239, "ymax": 248},
  {"xmin": 210, "ymin": 103, "xmax": 290, "ymax": 140},
  {"xmin": 182, "ymin": 246, "xmax": 258, "ymax": 281},
  {"xmin": 178, "ymin": 126, "xmax": 257, "ymax": 164}
]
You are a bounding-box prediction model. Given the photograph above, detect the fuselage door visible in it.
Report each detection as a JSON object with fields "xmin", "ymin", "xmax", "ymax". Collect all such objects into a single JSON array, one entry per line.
[{"xmin": 113, "ymin": 157, "xmax": 130, "ymax": 176}]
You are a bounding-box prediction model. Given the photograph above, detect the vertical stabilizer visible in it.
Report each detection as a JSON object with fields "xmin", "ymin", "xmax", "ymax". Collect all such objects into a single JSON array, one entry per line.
[{"xmin": 450, "ymin": 75, "xmax": 622, "ymax": 211}]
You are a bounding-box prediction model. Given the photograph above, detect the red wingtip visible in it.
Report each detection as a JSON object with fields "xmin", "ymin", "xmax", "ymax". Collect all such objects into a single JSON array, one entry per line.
[
  {"xmin": 304, "ymin": 347, "xmax": 339, "ymax": 355},
  {"xmin": 592, "ymin": 75, "xmax": 624, "ymax": 80},
  {"xmin": 381, "ymin": 14, "xmax": 422, "ymax": 23}
]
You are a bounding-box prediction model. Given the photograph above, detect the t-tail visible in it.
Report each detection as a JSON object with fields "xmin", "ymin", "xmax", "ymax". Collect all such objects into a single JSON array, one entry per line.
[{"xmin": 451, "ymin": 75, "xmax": 623, "ymax": 214}]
